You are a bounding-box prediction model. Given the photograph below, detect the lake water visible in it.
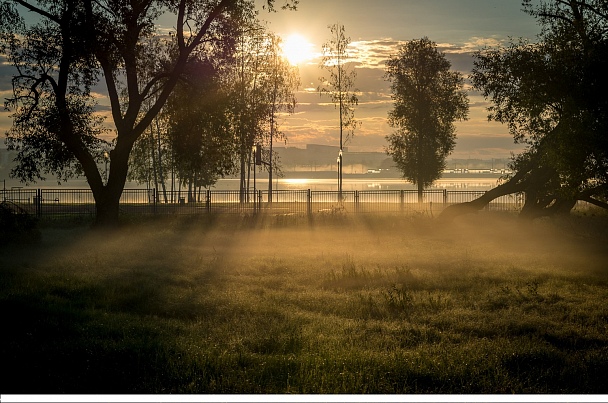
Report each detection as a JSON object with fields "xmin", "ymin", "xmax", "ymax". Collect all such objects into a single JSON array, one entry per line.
[
  {"xmin": 211, "ymin": 175, "xmax": 504, "ymax": 192},
  {"xmin": 3, "ymin": 174, "xmax": 504, "ymax": 192}
]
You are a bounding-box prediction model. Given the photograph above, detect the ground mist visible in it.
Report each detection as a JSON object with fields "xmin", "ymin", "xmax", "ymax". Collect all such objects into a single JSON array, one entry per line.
[{"xmin": 1, "ymin": 211, "xmax": 607, "ymax": 393}]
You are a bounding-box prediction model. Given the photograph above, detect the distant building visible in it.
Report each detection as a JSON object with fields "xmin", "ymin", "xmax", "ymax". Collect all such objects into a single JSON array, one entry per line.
[
  {"xmin": 273, "ymin": 144, "xmax": 390, "ymax": 173},
  {"xmin": 305, "ymin": 144, "xmax": 348, "ymax": 153}
]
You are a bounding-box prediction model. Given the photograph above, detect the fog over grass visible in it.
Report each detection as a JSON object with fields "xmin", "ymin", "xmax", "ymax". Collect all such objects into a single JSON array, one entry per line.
[{"xmin": 2, "ymin": 212, "xmax": 608, "ymax": 393}]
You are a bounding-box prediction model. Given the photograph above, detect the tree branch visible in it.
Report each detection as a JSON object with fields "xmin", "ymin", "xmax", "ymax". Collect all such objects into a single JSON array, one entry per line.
[
  {"xmin": 581, "ymin": 196, "xmax": 608, "ymax": 209},
  {"xmin": 130, "ymin": 0, "xmax": 236, "ymax": 144},
  {"xmin": 187, "ymin": 0, "xmax": 235, "ymax": 52},
  {"xmin": 11, "ymin": 0, "xmax": 60, "ymax": 23}
]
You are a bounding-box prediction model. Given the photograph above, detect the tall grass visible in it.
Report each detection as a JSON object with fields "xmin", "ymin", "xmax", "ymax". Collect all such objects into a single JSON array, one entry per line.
[{"xmin": 1, "ymin": 212, "xmax": 607, "ymax": 393}]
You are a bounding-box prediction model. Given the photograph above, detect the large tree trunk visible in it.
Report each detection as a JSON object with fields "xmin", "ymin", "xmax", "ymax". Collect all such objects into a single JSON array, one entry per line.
[
  {"xmin": 89, "ymin": 143, "xmax": 131, "ymax": 228},
  {"xmin": 439, "ymin": 167, "xmax": 530, "ymax": 221},
  {"xmin": 518, "ymin": 193, "xmax": 577, "ymax": 220},
  {"xmin": 439, "ymin": 163, "xmax": 603, "ymax": 221},
  {"xmin": 94, "ymin": 188, "xmax": 122, "ymax": 228},
  {"xmin": 582, "ymin": 195, "xmax": 608, "ymax": 210}
]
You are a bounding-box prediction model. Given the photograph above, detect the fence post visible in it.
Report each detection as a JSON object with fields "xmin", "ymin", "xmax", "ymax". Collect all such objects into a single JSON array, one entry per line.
[
  {"xmin": 258, "ymin": 190, "xmax": 262, "ymax": 213},
  {"xmin": 400, "ymin": 189, "xmax": 405, "ymax": 212},
  {"xmin": 153, "ymin": 188, "xmax": 157, "ymax": 215},
  {"xmin": 206, "ymin": 189, "xmax": 211, "ymax": 212},
  {"xmin": 307, "ymin": 189, "xmax": 312, "ymax": 217},
  {"xmin": 443, "ymin": 189, "xmax": 447, "ymax": 206},
  {"xmin": 35, "ymin": 188, "xmax": 42, "ymax": 218},
  {"xmin": 355, "ymin": 190, "xmax": 359, "ymax": 212}
]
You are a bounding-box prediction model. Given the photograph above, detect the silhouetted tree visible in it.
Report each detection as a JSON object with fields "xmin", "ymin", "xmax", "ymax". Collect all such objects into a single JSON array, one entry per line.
[
  {"xmin": 385, "ymin": 38, "xmax": 468, "ymax": 202},
  {"xmin": 319, "ymin": 23, "xmax": 360, "ymax": 197},
  {"xmin": 166, "ymin": 57, "xmax": 236, "ymax": 201},
  {"xmin": 440, "ymin": 0, "xmax": 608, "ymax": 220},
  {"xmin": 0, "ymin": 0, "xmax": 297, "ymax": 227},
  {"xmin": 229, "ymin": 23, "xmax": 274, "ymax": 202},
  {"xmin": 228, "ymin": 26, "xmax": 297, "ymax": 202},
  {"xmin": 264, "ymin": 35, "xmax": 299, "ymax": 202}
]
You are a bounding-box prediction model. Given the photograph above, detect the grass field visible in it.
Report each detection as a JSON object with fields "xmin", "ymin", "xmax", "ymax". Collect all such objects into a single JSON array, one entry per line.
[{"xmin": 2, "ymin": 211, "xmax": 608, "ymax": 394}]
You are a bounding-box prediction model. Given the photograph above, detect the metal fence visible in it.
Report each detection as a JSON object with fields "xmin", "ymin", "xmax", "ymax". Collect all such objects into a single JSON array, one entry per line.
[{"xmin": 1, "ymin": 188, "xmax": 526, "ymax": 220}]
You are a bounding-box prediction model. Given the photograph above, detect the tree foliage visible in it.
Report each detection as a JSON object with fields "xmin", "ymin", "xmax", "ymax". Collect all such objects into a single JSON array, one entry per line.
[
  {"xmin": 166, "ymin": 57, "xmax": 237, "ymax": 194},
  {"xmin": 227, "ymin": 24, "xmax": 298, "ymax": 200},
  {"xmin": 441, "ymin": 0, "xmax": 608, "ymax": 220},
  {"xmin": 0, "ymin": 0, "xmax": 297, "ymax": 227},
  {"xmin": 264, "ymin": 34, "xmax": 299, "ymax": 200},
  {"xmin": 385, "ymin": 37, "xmax": 468, "ymax": 200}
]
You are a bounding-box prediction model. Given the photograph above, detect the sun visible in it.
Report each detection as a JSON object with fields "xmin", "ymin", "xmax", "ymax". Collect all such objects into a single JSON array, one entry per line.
[{"xmin": 281, "ymin": 33, "xmax": 314, "ymax": 66}]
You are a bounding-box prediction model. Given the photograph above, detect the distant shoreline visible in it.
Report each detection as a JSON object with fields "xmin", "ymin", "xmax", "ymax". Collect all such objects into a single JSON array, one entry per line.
[{"xmin": 2, "ymin": 170, "xmax": 507, "ymax": 191}]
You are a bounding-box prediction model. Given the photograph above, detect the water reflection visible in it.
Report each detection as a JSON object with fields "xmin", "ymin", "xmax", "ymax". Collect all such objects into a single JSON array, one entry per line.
[
  {"xmin": 23, "ymin": 175, "xmax": 503, "ymax": 192},
  {"xmin": 212, "ymin": 176, "xmax": 502, "ymax": 192}
]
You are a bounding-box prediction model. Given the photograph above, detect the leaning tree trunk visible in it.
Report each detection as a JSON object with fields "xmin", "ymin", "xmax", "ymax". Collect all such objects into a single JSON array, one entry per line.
[
  {"xmin": 439, "ymin": 164, "xmax": 587, "ymax": 221},
  {"xmin": 439, "ymin": 167, "xmax": 530, "ymax": 221},
  {"xmin": 581, "ymin": 195, "xmax": 608, "ymax": 209}
]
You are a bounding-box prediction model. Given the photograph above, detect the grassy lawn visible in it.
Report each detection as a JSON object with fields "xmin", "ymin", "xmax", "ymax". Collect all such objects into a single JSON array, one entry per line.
[{"xmin": 2, "ymin": 212, "xmax": 608, "ymax": 394}]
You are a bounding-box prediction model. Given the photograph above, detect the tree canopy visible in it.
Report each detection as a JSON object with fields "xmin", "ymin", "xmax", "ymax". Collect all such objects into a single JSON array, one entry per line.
[
  {"xmin": 441, "ymin": 0, "xmax": 608, "ymax": 220},
  {"xmin": 385, "ymin": 37, "xmax": 468, "ymax": 201},
  {"xmin": 0, "ymin": 0, "xmax": 297, "ymax": 227}
]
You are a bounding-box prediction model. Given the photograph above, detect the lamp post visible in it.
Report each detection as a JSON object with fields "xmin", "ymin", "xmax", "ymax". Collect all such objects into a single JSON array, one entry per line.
[
  {"xmin": 337, "ymin": 154, "xmax": 341, "ymax": 202},
  {"xmin": 338, "ymin": 149, "xmax": 343, "ymax": 200},
  {"xmin": 103, "ymin": 151, "xmax": 110, "ymax": 184},
  {"xmin": 252, "ymin": 144, "xmax": 257, "ymax": 208}
]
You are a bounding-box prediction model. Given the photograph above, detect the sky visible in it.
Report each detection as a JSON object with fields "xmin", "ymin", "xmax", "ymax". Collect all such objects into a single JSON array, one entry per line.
[
  {"xmin": 252, "ymin": 0, "xmax": 541, "ymax": 158},
  {"xmin": 0, "ymin": 0, "xmax": 542, "ymax": 160}
]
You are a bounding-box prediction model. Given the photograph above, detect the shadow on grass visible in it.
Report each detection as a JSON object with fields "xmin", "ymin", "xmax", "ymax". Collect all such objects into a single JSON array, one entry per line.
[
  {"xmin": 1, "ymin": 265, "xmax": 225, "ymax": 393},
  {"xmin": 2, "ymin": 213, "xmax": 608, "ymax": 393},
  {"xmin": 1, "ymin": 218, "xmax": 229, "ymax": 393}
]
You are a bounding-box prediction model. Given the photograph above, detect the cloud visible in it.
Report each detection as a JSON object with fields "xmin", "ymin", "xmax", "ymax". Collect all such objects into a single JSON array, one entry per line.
[
  {"xmin": 348, "ymin": 38, "xmax": 401, "ymax": 69},
  {"xmin": 463, "ymin": 36, "xmax": 508, "ymax": 50},
  {"xmin": 284, "ymin": 36, "xmax": 513, "ymax": 153},
  {"xmin": 1, "ymin": 26, "xmax": 522, "ymax": 158},
  {"xmin": 312, "ymin": 37, "xmax": 483, "ymax": 81}
]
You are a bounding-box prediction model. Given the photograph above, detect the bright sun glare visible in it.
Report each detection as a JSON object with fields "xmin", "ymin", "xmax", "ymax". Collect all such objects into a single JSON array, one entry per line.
[{"xmin": 281, "ymin": 33, "xmax": 314, "ymax": 66}]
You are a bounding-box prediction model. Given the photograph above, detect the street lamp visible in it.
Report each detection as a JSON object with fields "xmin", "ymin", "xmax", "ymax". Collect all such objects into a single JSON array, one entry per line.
[
  {"xmin": 252, "ymin": 144, "xmax": 260, "ymax": 207},
  {"xmin": 338, "ymin": 149, "xmax": 343, "ymax": 200},
  {"xmin": 337, "ymin": 153, "xmax": 341, "ymax": 201},
  {"xmin": 103, "ymin": 151, "xmax": 109, "ymax": 183}
]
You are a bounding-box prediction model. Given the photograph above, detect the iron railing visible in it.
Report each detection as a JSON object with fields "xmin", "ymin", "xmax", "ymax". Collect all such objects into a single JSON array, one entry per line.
[{"xmin": 1, "ymin": 188, "xmax": 527, "ymax": 220}]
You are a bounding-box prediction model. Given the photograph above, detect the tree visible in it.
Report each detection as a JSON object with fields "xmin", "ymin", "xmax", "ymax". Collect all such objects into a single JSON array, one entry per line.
[
  {"xmin": 229, "ymin": 23, "xmax": 274, "ymax": 202},
  {"xmin": 385, "ymin": 38, "xmax": 469, "ymax": 202},
  {"xmin": 0, "ymin": 0, "xmax": 297, "ymax": 227},
  {"xmin": 227, "ymin": 26, "xmax": 297, "ymax": 203},
  {"xmin": 319, "ymin": 23, "xmax": 360, "ymax": 197},
  {"xmin": 264, "ymin": 34, "xmax": 298, "ymax": 202},
  {"xmin": 165, "ymin": 56, "xmax": 236, "ymax": 201},
  {"xmin": 126, "ymin": 36, "xmax": 175, "ymax": 203},
  {"xmin": 440, "ymin": 0, "xmax": 608, "ymax": 220}
]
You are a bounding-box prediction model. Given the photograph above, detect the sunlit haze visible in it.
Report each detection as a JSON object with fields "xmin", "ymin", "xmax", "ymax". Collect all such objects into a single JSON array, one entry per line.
[
  {"xmin": 253, "ymin": 0, "xmax": 539, "ymax": 156},
  {"xmin": 0, "ymin": 1, "xmax": 540, "ymax": 158},
  {"xmin": 2, "ymin": 0, "xmax": 607, "ymax": 394},
  {"xmin": 281, "ymin": 33, "xmax": 315, "ymax": 65}
]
